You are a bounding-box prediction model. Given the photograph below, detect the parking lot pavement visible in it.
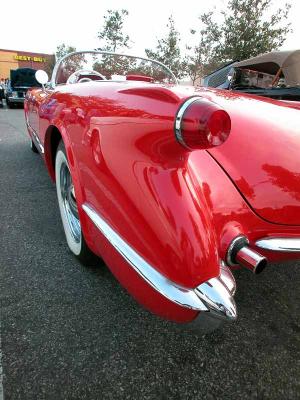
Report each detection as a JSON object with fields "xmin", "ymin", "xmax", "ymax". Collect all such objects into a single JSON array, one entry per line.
[{"xmin": 0, "ymin": 107, "xmax": 300, "ymax": 400}]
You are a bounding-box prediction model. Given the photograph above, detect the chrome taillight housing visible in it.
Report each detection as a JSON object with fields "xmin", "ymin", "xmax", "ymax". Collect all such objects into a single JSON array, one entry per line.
[{"xmin": 175, "ymin": 97, "xmax": 231, "ymax": 150}]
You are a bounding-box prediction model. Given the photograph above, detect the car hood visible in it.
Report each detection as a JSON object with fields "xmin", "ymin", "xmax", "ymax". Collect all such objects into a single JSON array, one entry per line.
[
  {"xmin": 202, "ymin": 89, "xmax": 300, "ymax": 225},
  {"xmin": 10, "ymin": 68, "xmax": 40, "ymax": 90}
]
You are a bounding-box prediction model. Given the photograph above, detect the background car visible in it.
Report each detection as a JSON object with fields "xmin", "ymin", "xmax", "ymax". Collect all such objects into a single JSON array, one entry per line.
[
  {"xmin": 6, "ymin": 67, "xmax": 41, "ymax": 108},
  {"xmin": 202, "ymin": 49, "xmax": 300, "ymax": 101}
]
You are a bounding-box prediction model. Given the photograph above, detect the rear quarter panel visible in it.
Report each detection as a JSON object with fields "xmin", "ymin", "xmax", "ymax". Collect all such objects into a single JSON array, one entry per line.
[{"xmin": 53, "ymin": 83, "xmax": 220, "ymax": 288}]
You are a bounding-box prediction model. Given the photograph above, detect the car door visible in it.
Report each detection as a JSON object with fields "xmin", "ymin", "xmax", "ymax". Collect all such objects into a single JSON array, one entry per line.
[{"xmin": 29, "ymin": 89, "xmax": 53, "ymax": 138}]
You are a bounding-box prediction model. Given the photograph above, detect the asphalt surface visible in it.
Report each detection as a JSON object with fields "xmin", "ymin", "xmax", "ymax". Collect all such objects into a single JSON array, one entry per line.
[{"xmin": 0, "ymin": 107, "xmax": 299, "ymax": 400}]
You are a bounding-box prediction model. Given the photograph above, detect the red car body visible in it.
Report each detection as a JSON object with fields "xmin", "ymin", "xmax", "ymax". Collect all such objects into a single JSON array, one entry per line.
[{"xmin": 24, "ymin": 52, "xmax": 300, "ymax": 330}]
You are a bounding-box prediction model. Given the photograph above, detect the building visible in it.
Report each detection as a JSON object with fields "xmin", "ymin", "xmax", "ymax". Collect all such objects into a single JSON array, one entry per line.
[{"xmin": 0, "ymin": 49, "xmax": 55, "ymax": 80}]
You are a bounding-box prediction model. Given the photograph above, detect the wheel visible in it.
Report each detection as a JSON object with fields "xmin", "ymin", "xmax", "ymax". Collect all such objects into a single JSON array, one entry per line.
[
  {"xmin": 30, "ymin": 140, "xmax": 39, "ymax": 153},
  {"xmin": 55, "ymin": 141, "xmax": 98, "ymax": 265},
  {"xmin": 6, "ymin": 99, "xmax": 13, "ymax": 108}
]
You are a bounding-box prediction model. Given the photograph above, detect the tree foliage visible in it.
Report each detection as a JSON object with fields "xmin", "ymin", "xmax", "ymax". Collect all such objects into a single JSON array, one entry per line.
[
  {"xmin": 97, "ymin": 9, "xmax": 130, "ymax": 52},
  {"xmin": 94, "ymin": 9, "xmax": 131, "ymax": 78},
  {"xmin": 216, "ymin": 0, "xmax": 292, "ymax": 62},
  {"xmin": 44, "ymin": 54, "xmax": 56, "ymax": 77},
  {"xmin": 54, "ymin": 43, "xmax": 86, "ymax": 84},
  {"xmin": 185, "ymin": 0, "xmax": 291, "ymax": 83},
  {"xmin": 145, "ymin": 16, "xmax": 185, "ymax": 79},
  {"xmin": 185, "ymin": 12, "xmax": 221, "ymax": 85},
  {"xmin": 52, "ymin": 1, "xmax": 292, "ymax": 85},
  {"xmin": 56, "ymin": 44, "xmax": 77, "ymax": 60},
  {"xmin": 42, "ymin": 44, "xmax": 77, "ymax": 80}
]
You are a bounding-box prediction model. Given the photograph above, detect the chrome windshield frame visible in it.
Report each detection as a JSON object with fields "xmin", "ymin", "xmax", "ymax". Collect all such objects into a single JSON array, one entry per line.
[{"xmin": 50, "ymin": 50, "xmax": 178, "ymax": 88}]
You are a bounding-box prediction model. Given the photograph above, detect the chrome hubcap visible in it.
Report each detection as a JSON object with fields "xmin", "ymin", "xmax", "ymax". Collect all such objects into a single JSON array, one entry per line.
[{"xmin": 60, "ymin": 162, "xmax": 81, "ymax": 243}]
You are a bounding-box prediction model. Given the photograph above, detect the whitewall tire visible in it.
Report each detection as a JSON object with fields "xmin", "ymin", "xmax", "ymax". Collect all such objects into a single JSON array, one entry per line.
[{"xmin": 55, "ymin": 141, "xmax": 98, "ymax": 265}]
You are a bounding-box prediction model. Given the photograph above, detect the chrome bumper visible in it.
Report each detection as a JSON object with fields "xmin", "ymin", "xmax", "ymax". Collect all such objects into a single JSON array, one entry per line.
[
  {"xmin": 83, "ymin": 203, "xmax": 237, "ymax": 327},
  {"xmin": 256, "ymin": 237, "xmax": 300, "ymax": 252},
  {"xmin": 7, "ymin": 96, "xmax": 25, "ymax": 103}
]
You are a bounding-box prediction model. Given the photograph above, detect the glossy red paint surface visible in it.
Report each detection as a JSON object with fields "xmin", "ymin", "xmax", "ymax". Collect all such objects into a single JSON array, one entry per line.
[
  {"xmin": 24, "ymin": 81, "xmax": 300, "ymax": 322},
  {"xmin": 201, "ymin": 89, "xmax": 300, "ymax": 225}
]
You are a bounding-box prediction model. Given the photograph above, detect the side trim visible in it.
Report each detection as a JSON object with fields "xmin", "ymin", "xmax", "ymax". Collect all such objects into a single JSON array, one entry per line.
[
  {"xmin": 256, "ymin": 237, "xmax": 300, "ymax": 252},
  {"xmin": 83, "ymin": 203, "xmax": 237, "ymax": 321},
  {"xmin": 27, "ymin": 123, "xmax": 44, "ymax": 154},
  {"xmin": 83, "ymin": 203, "xmax": 207, "ymax": 311}
]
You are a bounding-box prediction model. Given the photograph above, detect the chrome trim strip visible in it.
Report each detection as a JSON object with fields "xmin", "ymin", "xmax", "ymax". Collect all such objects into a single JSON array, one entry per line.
[
  {"xmin": 256, "ymin": 237, "xmax": 300, "ymax": 252},
  {"xmin": 174, "ymin": 96, "xmax": 202, "ymax": 148},
  {"xmin": 51, "ymin": 50, "xmax": 178, "ymax": 88},
  {"xmin": 220, "ymin": 261, "xmax": 236, "ymax": 295},
  {"xmin": 83, "ymin": 204, "xmax": 207, "ymax": 311},
  {"xmin": 27, "ymin": 123, "xmax": 44, "ymax": 153},
  {"xmin": 83, "ymin": 203, "xmax": 237, "ymax": 321},
  {"xmin": 7, "ymin": 97, "xmax": 25, "ymax": 103}
]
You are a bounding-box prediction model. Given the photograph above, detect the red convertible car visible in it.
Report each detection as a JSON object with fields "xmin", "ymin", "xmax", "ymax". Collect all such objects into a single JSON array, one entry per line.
[{"xmin": 24, "ymin": 51, "xmax": 300, "ymax": 331}]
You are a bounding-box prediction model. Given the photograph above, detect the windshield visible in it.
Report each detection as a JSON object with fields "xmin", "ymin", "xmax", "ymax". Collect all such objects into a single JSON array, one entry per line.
[{"xmin": 52, "ymin": 51, "xmax": 177, "ymax": 86}]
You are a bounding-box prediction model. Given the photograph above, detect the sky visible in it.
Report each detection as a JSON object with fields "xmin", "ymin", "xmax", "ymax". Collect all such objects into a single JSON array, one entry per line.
[{"xmin": 1, "ymin": 0, "xmax": 299, "ymax": 56}]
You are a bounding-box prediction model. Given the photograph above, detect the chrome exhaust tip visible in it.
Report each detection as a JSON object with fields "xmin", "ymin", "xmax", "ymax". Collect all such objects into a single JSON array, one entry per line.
[
  {"xmin": 235, "ymin": 246, "xmax": 267, "ymax": 274},
  {"xmin": 227, "ymin": 235, "xmax": 267, "ymax": 274}
]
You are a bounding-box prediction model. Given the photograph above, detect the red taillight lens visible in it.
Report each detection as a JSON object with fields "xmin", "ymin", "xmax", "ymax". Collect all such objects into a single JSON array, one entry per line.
[{"xmin": 175, "ymin": 97, "xmax": 231, "ymax": 150}]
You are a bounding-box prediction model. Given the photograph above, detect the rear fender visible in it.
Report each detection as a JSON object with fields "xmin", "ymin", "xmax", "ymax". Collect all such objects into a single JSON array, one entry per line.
[{"xmin": 84, "ymin": 150, "xmax": 221, "ymax": 288}]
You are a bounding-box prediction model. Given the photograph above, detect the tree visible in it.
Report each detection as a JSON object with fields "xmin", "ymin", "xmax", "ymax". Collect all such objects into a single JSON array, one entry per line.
[
  {"xmin": 96, "ymin": 9, "xmax": 130, "ymax": 52},
  {"xmin": 55, "ymin": 44, "xmax": 77, "ymax": 60},
  {"xmin": 184, "ymin": 12, "xmax": 221, "ymax": 85},
  {"xmin": 54, "ymin": 43, "xmax": 85, "ymax": 84},
  {"xmin": 44, "ymin": 54, "xmax": 56, "ymax": 77},
  {"xmin": 94, "ymin": 9, "xmax": 131, "ymax": 78},
  {"xmin": 145, "ymin": 16, "xmax": 185, "ymax": 79},
  {"xmin": 43, "ymin": 44, "xmax": 76, "ymax": 77},
  {"xmin": 186, "ymin": 0, "xmax": 291, "ymax": 83},
  {"xmin": 216, "ymin": 0, "xmax": 292, "ymax": 62}
]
